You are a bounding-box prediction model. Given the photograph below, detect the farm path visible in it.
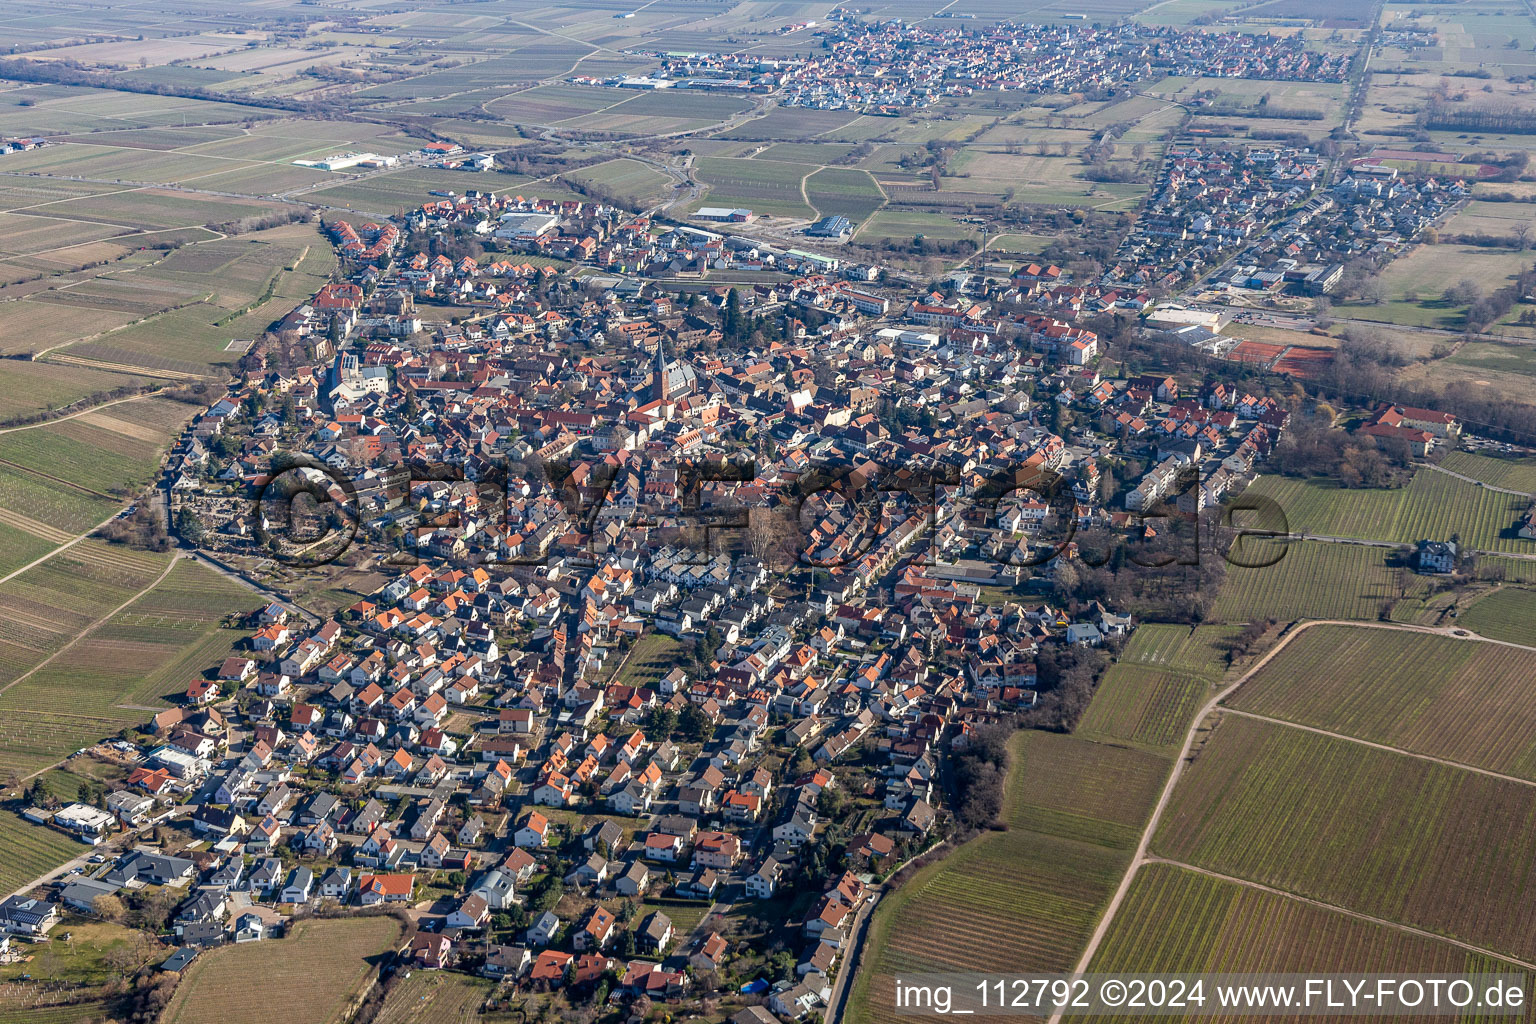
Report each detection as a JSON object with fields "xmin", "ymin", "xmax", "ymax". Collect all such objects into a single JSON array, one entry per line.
[
  {"xmin": 1422, "ymin": 461, "xmax": 1534, "ymax": 497},
  {"xmin": 0, "ymin": 508, "xmax": 131, "ymax": 586},
  {"xmin": 1049, "ymin": 617, "xmax": 1474, "ymax": 1023},
  {"xmin": 0, "ymin": 552, "xmax": 179, "ymax": 702},
  {"xmin": 0, "ymin": 389, "xmax": 166, "ymax": 436},
  {"xmin": 186, "ymin": 549, "xmax": 321, "ymax": 627},
  {"xmin": 1219, "ymin": 706, "xmax": 1536, "ymax": 790},
  {"xmin": 1139, "ymin": 858, "xmax": 1536, "ymax": 973}
]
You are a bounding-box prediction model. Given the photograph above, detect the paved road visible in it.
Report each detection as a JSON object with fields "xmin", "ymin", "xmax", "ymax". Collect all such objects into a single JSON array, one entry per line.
[
  {"xmin": 824, "ymin": 889, "xmax": 882, "ymax": 1024},
  {"xmin": 5, "ymin": 807, "xmax": 181, "ymax": 903}
]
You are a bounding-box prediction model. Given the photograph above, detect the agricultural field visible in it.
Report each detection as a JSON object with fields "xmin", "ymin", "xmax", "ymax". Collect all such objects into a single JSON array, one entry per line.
[
  {"xmin": 561, "ymin": 91, "xmax": 755, "ymax": 135},
  {"xmin": 1085, "ymin": 862, "xmax": 1524, "ymax": 997},
  {"xmin": 23, "ymin": 189, "xmax": 294, "ymax": 234},
  {"xmin": 715, "ymin": 108, "xmax": 864, "ymax": 142},
  {"xmin": 1440, "ymin": 450, "xmax": 1536, "ymax": 493},
  {"xmin": 1240, "ymin": 470, "xmax": 1536, "ymax": 554},
  {"xmin": 0, "ymin": 991, "xmax": 116, "ymax": 1024},
  {"xmin": 1459, "ymin": 586, "xmax": 1536, "ymax": 646},
  {"xmin": 848, "ymin": 828, "xmax": 1128, "ymax": 1024},
  {"xmin": 0, "ymin": 556, "xmax": 252, "ymax": 779},
  {"xmin": 804, "ymin": 167, "xmax": 886, "ymax": 223},
  {"xmin": 0, "ymin": 408, "xmax": 191, "ymax": 498},
  {"xmin": 0, "ymin": 363, "xmax": 154, "ymax": 424},
  {"xmin": 0, "ymin": 302, "xmax": 154, "ymax": 360},
  {"xmin": 1010, "ymin": 731, "xmax": 1171, "ymax": 849},
  {"xmin": 308, "ymin": 169, "xmax": 564, "ymax": 215},
  {"xmin": 1115, "ymin": 624, "xmax": 1239, "ymax": 678},
  {"xmin": 612, "ymin": 631, "xmax": 685, "ymax": 688},
  {"xmin": 0, "ymin": 811, "xmax": 89, "ymax": 901},
  {"xmin": 485, "ymin": 83, "xmax": 637, "ymax": 124},
  {"xmin": 1226, "ymin": 623, "xmax": 1536, "ymax": 779},
  {"xmin": 0, "ymin": 469, "xmax": 120, "ymax": 555},
  {"xmin": 161, "ymin": 916, "xmax": 404, "ymax": 1024},
  {"xmin": 565, "ymin": 158, "xmax": 675, "ymax": 207},
  {"xmin": 692, "ymin": 157, "xmax": 817, "ymax": 220},
  {"xmin": 372, "ymin": 972, "xmax": 493, "ymax": 1024},
  {"xmin": 1075, "ymin": 624, "xmax": 1234, "ymax": 749},
  {"xmin": 858, "ymin": 209, "xmax": 982, "ymax": 244},
  {"xmin": 0, "ymin": 86, "xmax": 278, "ymax": 136},
  {"xmin": 1074, "ymin": 665, "xmax": 1213, "ymax": 750},
  {"xmin": 1333, "ymin": 243, "xmax": 1536, "ymax": 329},
  {"xmin": 1154, "ymin": 713, "xmax": 1536, "ymax": 964},
  {"xmin": 1477, "ymin": 554, "xmax": 1536, "ymax": 583},
  {"xmin": 848, "ymin": 725, "xmax": 1153, "ymax": 1024},
  {"xmin": 0, "ymin": 540, "xmax": 172, "ymax": 696},
  {"xmin": 1210, "ymin": 538, "xmax": 1435, "ymax": 623},
  {"xmin": 20, "ymin": 222, "xmax": 335, "ymax": 375}
]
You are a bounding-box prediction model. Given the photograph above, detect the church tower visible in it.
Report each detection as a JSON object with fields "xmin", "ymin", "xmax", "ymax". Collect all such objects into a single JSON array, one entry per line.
[{"xmin": 654, "ymin": 337, "xmax": 672, "ymax": 404}]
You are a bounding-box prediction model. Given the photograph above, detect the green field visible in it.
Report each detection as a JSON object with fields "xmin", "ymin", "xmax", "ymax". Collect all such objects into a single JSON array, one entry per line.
[
  {"xmin": 1334, "ymin": 245, "xmax": 1536, "ymax": 329},
  {"xmin": 567, "ymin": 158, "xmax": 675, "ymax": 206},
  {"xmin": 1011, "ymin": 731, "xmax": 1171, "ymax": 849},
  {"xmin": 804, "ymin": 167, "xmax": 886, "ymax": 223},
  {"xmin": 1440, "ymin": 451, "xmax": 1536, "ymax": 494},
  {"xmin": 1085, "ymin": 862, "xmax": 1523, "ymax": 993},
  {"xmin": 1075, "ymin": 626, "xmax": 1233, "ymax": 750},
  {"xmin": 25, "ymin": 222, "xmax": 336, "ymax": 375},
  {"xmin": 1242, "ymin": 471, "xmax": 1536, "ymax": 554},
  {"xmin": 0, "ymin": 361, "xmax": 153, "ymax": 423},
  {"xmin": 613, "ymin": 631, "xmax": 685, "ymax": 688},
  {"xmin": 850, "ymin": 826, "xmax": 1128, "ymax": 1024},
  {"xmin": 1210, "ymin": 538, "xmax": 1435, "ymax": 623},
  {"xmin": 1227, "ymin": 623, "xmax": 1536, "ymax": 779},
  {"xmin": 0, "ymin": 810, "xmax": 90, "ymax": 900},
  {"xmin": 162, "ymin": 916, "xmax": 404, "ymax": 1024},
  {"xmin": 693, "ymin": 157, "xmax": 817, "ymax": 220},
  {"xmin": 1075, "ymin": 665, "xmax": 1213, "ymax": 750},
  {"xmin": 848, "ymin": 724, "xmax": 1161, "ymax": 1024},
  {"xmin": 0, "ymin": 556, "xmax": 252, "ymax": 779},
  {"xmin": 1460, "ymin": 587, "xmax": 1536, "ymax": 646},
  {"xmin": 858, "ymin": 208, "xmax": 982, "ymax": 244},
  {"xmin": 1155, "ymin": 714, "xmax": 1536, "ymax": 964}
]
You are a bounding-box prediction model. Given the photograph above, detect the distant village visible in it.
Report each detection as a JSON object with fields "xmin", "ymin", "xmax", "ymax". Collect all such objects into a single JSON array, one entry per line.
[{"xmin": 577, "ymin": 20, "xmax": 1351, "ymax": 111}]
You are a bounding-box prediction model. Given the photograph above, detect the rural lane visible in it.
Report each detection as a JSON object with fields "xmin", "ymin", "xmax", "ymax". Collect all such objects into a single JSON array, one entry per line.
[
  {"xmin": 0, "ymin": 555, "xmax": 179, "ymax": 702},
  {"xmin": 0, "ymin": 390, "xmax": 168, "ymax": 436},
  {"xmin": 1421, "ymin": 460, "xmax": 1534, "ymax": 497},
  {"xmin": 1139, "ymin": 858, "xmax": 1536, "ymax": 973}
]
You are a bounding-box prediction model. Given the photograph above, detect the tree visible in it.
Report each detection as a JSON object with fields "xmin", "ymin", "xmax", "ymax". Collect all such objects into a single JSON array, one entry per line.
[
  {"xmin": 1444, "ymin": 278, "xmax": 1482, "ymax": 306},
  {"xmin": 175, "ymin": 506, "xmax": 206, "ymax": 546},
  {"xmin": 679, "ymin": 703, "xmax": 711, "ymax": 742},
  {"xmin": 93, "ymin": 893, "xmax": 126, "ymax": 922}
]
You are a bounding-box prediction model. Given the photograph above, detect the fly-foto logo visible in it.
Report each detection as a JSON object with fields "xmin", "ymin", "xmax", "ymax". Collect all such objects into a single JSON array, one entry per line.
[{"xmin": 246, "ymin": 453, "xmax": 1291, "ymax": 571}]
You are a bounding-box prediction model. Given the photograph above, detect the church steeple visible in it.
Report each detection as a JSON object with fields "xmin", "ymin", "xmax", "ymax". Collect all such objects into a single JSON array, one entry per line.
[{"xmin": 654, "ymin": 337, "xmax": 671, "ymax": 403}]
